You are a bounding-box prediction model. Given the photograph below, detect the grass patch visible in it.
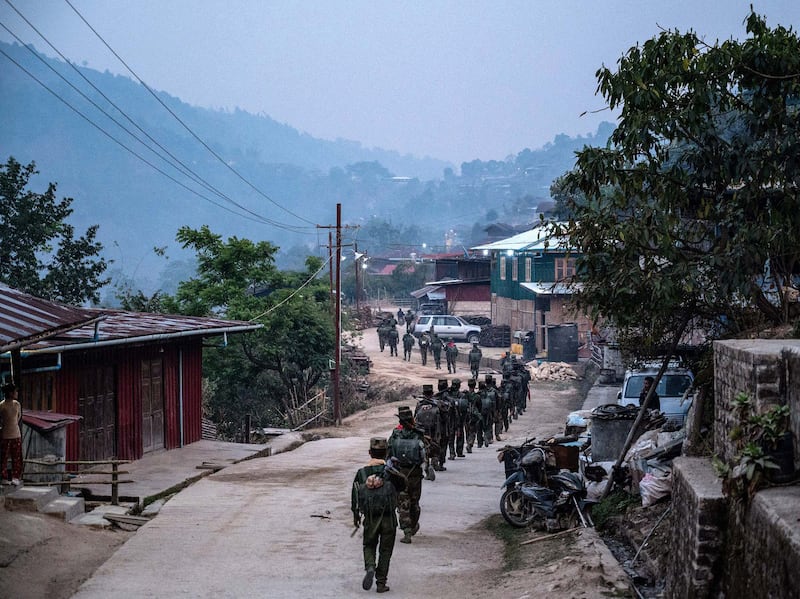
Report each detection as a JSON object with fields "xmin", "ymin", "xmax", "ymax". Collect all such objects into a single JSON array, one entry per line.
[
  {"xmin": 485, "ymin": 514, "xmax": 529, "ymax": 571},
  {"xmin": 591, "ymin": 489, "xmax": 639, "ymax": 530}
]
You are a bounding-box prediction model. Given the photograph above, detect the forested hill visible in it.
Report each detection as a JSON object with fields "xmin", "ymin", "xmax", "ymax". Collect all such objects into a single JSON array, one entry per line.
[{"xmin": 0, "ymin": 40, "xmax": 612, "ymax": 292}]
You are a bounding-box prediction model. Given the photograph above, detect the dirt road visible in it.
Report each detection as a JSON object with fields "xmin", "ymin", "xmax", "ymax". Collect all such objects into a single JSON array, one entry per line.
[
  {"xmin": 69, "ymin": 325, "xmax": 630, "ymax": 598},
  {"xmin": 0, "ymin": 321, "xmax": 630, "ymax": 598}
]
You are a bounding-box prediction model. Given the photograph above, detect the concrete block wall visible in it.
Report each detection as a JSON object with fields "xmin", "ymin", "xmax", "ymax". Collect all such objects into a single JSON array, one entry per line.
[
  {"xmin": 666, "ymin": 457, "xmax": 727, "ymax": 598},
  {"xmin": 713, "ymin": 339, "xmax": 800, "ymax": 467}
]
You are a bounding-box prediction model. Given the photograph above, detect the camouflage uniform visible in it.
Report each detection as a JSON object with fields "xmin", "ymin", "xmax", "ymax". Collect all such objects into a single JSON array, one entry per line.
[
  {"xmin": 414, "ymin": 386, "xmax": 442, "ymax": 477},
  {"xmin": 402, "ymin": 332, "xmax": 415, "ymax": 361},
  {"xmin": 485, "ymin": 375, "xmax": 503, "ymax": 442},
  {"xmin": 387, "ymin": 326, "xmax": 399, "ymax": 357},
  {"xmin": 468, "ymin": 343, "xmax": 482, "ymax": 379},
  {"xmin": 449, "ymin": 379, "xmax": 467, "ymax": 458},
  {"xmin": 432, "ymin": 379, "xmax": 451, "ymax": 469},
  {"xmin": 477, "ymin": 381, "xmax": 495, "ymax": 447},
  {"xmin": 445, "ymin": 338, "xmax": 459, "ymax": 373},
  {"xmin": 430, "ymin": 332, "xmax": 444, "ymax": 370},
  {"xmin": 387, "ymin": 406, "xmax": 426, "ymax": 544},
  {"xmin": 418, "ymin": 331, "xmax": 430, "ymax": 366},
  {"xmin": 464, "ymin": 379, "xmax": 482, "ymax": 453},
  {"xmin": 352, "ymin": 437, "xmax": 405, "ymax": 592}
]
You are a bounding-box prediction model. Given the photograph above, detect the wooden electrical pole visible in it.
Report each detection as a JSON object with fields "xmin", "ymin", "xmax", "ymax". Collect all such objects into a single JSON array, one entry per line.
[{"xmin": 317, "ymin": 204, "xmax": 358, "ymax": 426}]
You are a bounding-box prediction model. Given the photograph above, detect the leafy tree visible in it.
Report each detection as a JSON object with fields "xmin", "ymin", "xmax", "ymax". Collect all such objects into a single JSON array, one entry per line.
[
  {"xmin": 0, "ymin": 157, "xmax": 108, "ymax": 303},
  {"xmin": 553, "ymin": 10, "xmax": 800, "ymax": 360},
  {"xmin": 168, "ymin": 227, "xmax": 334, "ymax": 429}
]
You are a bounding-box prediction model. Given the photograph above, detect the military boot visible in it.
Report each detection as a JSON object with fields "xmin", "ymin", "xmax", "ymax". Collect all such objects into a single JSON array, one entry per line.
[
  {"xmin": 400, "ymin": 531, "xmax": 412, "ymax": 544},
  {"xmin": 376, "ymin": 582, "xmax": 390, "ymax": 593}
]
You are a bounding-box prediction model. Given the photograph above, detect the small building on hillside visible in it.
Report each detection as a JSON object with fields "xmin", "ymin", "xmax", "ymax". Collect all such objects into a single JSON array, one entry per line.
[
  {"xmin": 0, "ymin": 284, "xmax": 261, "ymax": 464},
  {"xmin": 471, "ymin": 225, "xmax": 592, "ymax": 356},
  {"xmin": 410, "ymin": 253, "xmax": 491, "ymax": 317}
]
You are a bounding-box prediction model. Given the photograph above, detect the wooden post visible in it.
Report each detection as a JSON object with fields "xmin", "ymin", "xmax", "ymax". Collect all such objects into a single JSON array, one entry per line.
[
  {"xmin": 111, "ymin": 461, "xmax": 119, "ymax": 506},
  {"xmin": 334, "ymin": 203, "xmax": 342, "ymax": 425}
]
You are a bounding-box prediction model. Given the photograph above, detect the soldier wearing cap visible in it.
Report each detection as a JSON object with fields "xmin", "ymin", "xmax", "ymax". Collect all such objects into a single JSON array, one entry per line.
[
  {"xmin": 477, "ymin": 380, "xmax": 495, "ymax": 447},
  {"xmin": 388, "ymin": 405, "xmax": 426, "ymax": 544},
  {"xmin": 430, "ymin": 329, "xmax": 444, "ymax": 370},
  {"xmin": 352, "ymin": 437, "xmax": 406, "ymax": 593},
  {"xmin": 415, "ymin": 384, "xmax": 442, "ymax": 475}
]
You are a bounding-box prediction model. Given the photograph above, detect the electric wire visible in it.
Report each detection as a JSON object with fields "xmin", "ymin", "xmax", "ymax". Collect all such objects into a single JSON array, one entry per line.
[
  {"xmin": 0, "ymin": 22, "xmax": 308, "ymax": 234},
  {"xmin": 248, "ymin": 254, "xmax": 332, "ymax": 322},
  {"xmin": 63, "ymin": 0, "xmax": 316, "ymax": 227},
  {"xmin": 0, "ymin": 45, "xmax": 301, "ymax": 228},
  {"xmin": 2, "ymin": 2, "xmax": 312, "ymax": 234}
]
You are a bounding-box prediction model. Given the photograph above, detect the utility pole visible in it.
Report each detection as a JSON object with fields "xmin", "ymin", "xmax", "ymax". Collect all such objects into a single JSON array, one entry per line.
[
  {"xmin": 354, "ymin": 242, "xmax": 360, "ymax": 315},
  {"xmin": 317, "ymin": 203, "xmax": 358, "ymax": 426}
]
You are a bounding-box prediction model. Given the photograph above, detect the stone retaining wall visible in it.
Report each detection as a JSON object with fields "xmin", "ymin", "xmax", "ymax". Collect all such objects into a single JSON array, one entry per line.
[{"xmin": 665, "ymin": 457, "xmax": 726, "ymax": 598}]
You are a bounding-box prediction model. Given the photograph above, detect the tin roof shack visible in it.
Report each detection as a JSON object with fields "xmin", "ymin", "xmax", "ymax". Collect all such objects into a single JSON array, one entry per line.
[
  {"xmin": 471, "ymin": 224, "xmax": 592, "ymax": 357},
  {"xmin": 21, "ymin": 410, "xmax": 82, "ymax": 483},
  {"xmin": 410, "ymin": 253, "xmax": 491, "ymax": 317},
  {"xmin": 0, "ymin": 285, "xmax": 261, "ymax": 465}
]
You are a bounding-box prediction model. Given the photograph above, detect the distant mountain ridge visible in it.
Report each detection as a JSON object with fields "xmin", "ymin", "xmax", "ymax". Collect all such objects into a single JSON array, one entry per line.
[{"xmin": 0, "ymin": 40, "xmax": 612, "ymax": 293}]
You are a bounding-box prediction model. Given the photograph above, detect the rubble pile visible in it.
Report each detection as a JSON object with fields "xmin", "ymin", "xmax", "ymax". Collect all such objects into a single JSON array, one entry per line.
[{"xmin": 528, "ymin": 361, "xmax": 579, "ymax": 381}]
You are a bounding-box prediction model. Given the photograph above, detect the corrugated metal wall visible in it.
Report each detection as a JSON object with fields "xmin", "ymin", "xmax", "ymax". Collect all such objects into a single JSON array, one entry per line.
[{"xmin": 48, "ymin": 339, "xmax": 205, "ymax": 463}]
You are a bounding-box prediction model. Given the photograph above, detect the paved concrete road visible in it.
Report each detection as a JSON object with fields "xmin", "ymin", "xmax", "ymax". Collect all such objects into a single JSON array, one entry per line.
[{"xmin": 73, "ymin": 402, "xmax": 520, "ymax": 598}]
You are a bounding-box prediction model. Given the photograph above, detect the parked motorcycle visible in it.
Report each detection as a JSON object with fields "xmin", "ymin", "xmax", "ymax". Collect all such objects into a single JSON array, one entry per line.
[{"xmin": 498, "ymin": 439, "xmax": 594, "ymax": 531}]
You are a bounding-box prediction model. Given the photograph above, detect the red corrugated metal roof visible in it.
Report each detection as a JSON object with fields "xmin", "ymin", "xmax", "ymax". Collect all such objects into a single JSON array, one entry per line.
[
  {"xmin": 22, "ymin": 410, "xmax": 82, "ymax": 432},
  {"xmin": 0, "ymin": 284, "xmax": 262, "ymax": 354},
  {"xmin": 0, "ymin": 283, "xmax": 102, "ymax": 351}
]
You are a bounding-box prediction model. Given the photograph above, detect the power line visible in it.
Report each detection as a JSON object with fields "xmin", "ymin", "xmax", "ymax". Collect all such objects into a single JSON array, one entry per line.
[
  {"xmin": 63, "ymin": 0, "xmax": 316, "ymax": 227},
  {"xmin": 0, "ymin": 45, "xmax": 307, "ymax": 229},
  {"xmin": 248, "ymin": 254, "xmax": 332, "ymax": 322},
  {"xmin": 2, "ymin": 2, "xmax": 312, "ymax": 234}
]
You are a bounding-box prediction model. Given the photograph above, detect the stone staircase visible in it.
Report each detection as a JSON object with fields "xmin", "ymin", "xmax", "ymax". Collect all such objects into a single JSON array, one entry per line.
[{"xmin": 1, "ymin": 485, "xmax": 129, "ymax": 525}]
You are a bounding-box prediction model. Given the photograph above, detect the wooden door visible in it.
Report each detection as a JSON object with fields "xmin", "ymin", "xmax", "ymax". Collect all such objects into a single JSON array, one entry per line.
[
  {"xmin": 141, "ymin": 359, "xmax": 165, "ymax": 454},
  {"xmin": 78, "ymin": 366, "xmax": 116, "ymax": 461}
]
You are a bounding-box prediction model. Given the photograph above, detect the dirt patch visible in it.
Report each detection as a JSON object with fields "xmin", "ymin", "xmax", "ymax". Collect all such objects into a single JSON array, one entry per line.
[{"xmin": 0, "ymin": 509, "xmax": 132, "ymax": 599}]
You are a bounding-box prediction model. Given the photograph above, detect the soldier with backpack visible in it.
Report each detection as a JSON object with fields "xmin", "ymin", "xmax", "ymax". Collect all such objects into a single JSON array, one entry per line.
[
  {"xmin": 445, "ymin": 338, "xmax": 458, "ymax": 373},
  {"xmin": 478, "ymin": 380, "xmax": 495, "ymax": 447},
  {"xmin": 464, "ymin": 378, "xmax": 483, "ymax": 453},
  {"xmin": 468, "ymin": 342, "xmax": 482, "ymax": 379},
  {"xmin": 485, "ymin": 374, "xmax": 503, "ymax": 443},
  {"xmin": 352, "ymin": 438, "xmax": 406, "ymax": 593},
  {"xmin": 430, "ymin": 330, "xmax": 444, "ymax": 370},
  {"xmin": 388, "ymin": 406, "xmax": 427, "ymax": 544},
  {"xmin": 387, "ymin": 326, "xmax": 399, "ymax": 357},
  {"xmin": 417, "ymin": 330, "xmax": 431, "ymax": 366},
  {"xmin": 402, "ymin": 331, "xmax": 415, "ymax": 361},
  {"xmin": 415, "ymin": 385, "xmax": 442, "ymax": 475}
]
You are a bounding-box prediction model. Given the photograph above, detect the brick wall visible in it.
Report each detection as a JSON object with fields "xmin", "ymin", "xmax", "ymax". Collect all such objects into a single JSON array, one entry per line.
[
  {"xmin": 713, "ymin": 339, "xmax": 800, "ymax": 468},
  {"xmin": 666, "ymin": 457, "xmax": 727, "ymax": 598}
]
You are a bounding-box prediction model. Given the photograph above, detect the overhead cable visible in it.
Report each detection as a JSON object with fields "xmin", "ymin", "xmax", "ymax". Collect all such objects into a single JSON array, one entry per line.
[{"xmin": 63, "ymin": 0, "xmax": 316, "ymax": 227}]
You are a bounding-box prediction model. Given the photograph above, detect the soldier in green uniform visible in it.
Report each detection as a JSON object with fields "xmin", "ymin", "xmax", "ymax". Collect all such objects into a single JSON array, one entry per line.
[
  {"xmin": 468, "ymin": 342, "xmax": 482, "ymax": 380},
  {"xmin": 418, "ymin": 330, "xmax": 431, "ymax": 366},
  {"xmin": 464, "ymin": 378, "xmax": 483, "ymax": 453},
  {"xmin": 402, "ymin": 331, "xmax": 415, "ymax": 361},
  {"xmin": 445, "ymin": 337, "xmax": 459, "ymax": 373},
  {"xmin": 387, "ymin": 325, "xmax": 399, "ymax": 357},
  {"xmin": 352, "ymin": 437, "xmax": 406, "ymax": 593},
  {"xmin": 388, "ymin": 406, "xmax": 426, "ymax": 544},
  {"xmin": 430, "ymin": 330, "xmax": 444, "ymax": 370}
]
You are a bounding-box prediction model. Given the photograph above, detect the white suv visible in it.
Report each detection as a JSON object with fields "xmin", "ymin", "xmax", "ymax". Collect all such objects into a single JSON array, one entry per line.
[{"xmin": 412, "ymin": 315, "xmax": 482, "ymax": 344}]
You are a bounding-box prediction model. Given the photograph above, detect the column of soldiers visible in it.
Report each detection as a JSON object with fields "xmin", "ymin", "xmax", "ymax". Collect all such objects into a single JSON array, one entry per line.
[{"xmin": 357, "ymin": 353, "xmax": 531, "ymax": 593}]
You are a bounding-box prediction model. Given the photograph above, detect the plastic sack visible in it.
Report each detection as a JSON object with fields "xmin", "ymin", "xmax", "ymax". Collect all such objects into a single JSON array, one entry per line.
[{"xmin": 638, "ymin": 471, "xmax": 672, "ymax": 507}]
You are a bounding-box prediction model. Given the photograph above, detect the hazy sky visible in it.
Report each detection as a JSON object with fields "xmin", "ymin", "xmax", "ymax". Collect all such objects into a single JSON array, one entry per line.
[{"xmin": 2, "ymin": 1, "xmax": 799, "ymax": 165}]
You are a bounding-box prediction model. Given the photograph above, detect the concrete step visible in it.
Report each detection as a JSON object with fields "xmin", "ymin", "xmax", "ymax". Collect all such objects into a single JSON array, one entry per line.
[
  {"xmin": 3, "ymin": 485, "xmax": 59, "ymax": 512},
  {"xmin": 41, "ymin": 495, "xmax": 85, "ymax": 522},
  {"xmin": 70, "ymin": 503, "xmax": 129, "ymax": 528}
]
